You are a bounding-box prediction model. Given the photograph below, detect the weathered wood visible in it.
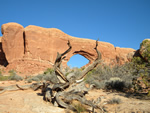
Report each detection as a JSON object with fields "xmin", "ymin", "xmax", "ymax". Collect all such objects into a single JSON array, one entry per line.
[
  {"xmin": 76, "ymin": 39, "xmax": 101, "ymax": 81},
  {"xmin": 54, "ymin": 40, "xmax": 72, "ymax": 83},
  {"xmin": 50, "ymin": 39, "xmax": 103, "ymax": 112}
]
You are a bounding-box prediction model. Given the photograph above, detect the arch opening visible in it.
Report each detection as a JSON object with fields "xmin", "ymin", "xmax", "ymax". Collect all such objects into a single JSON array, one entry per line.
[{"xmin": 67, "ymin": 54, "xmax": 89, "ymax": 68}]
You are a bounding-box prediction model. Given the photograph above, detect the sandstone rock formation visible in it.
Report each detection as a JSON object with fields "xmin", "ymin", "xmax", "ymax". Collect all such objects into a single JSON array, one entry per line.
[
  {"xmin": 0, "ymin": 22, "xmax": 135, "ymax": 75},
  {"xmin": 1, "ymin": 23, "xmax": 24, "ymax": 63}
]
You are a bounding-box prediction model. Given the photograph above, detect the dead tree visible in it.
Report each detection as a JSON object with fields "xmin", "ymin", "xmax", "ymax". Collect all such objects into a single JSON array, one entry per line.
[{"xmin": 41, "ymin": 39, "xmax": 103, "ymax": 112}]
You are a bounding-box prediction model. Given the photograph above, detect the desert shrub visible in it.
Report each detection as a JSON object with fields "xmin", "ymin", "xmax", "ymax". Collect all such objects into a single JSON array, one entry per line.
[
  {"xmin": 30, "ymin": 77, "xmax": 40, "ymax": 82},
  {"xmin": 26, "ymin": 68, "xmax": 59, "ymax": 83},
  {"xmin": 9, "ymin": 74, "xmax": 23, "ymax": 81},
  {"xmin": 131, "ymin": 56, "xmax": 150, "ymax": 95},
  {"xmin": 43, "ymin": 72, "xmax": 59, "ymax": 83},
  {"xmin": 66, "ymin": 68, "xmax": 82, "ymax": 81},
  {"xmin": 7, "ymin": 70, "xmax": 23, "ymax": 81},
  {"xmin": 107, "ymin": 97, "xmax": 122, "ymax": 104},
  {"xmin": 0, "ymin": 76, "xmax": 10, "ymax": 81},
  {"xmin": 0, "ymin": 69, "xmax": 23, "ymax": 81},
  {"xmin": 0, "ymin": 70, "xmax": 2, "ymax": 76},
  {"xmin": 8, "ymin": 69, "xmax": 16, "ymax": 76},
  {"xmin": 35, "ymin": 74, "xmax": 44, "ymax": 80},
  {"xmin": 85, "ymin": 63, "xmax": 134, "ymax": 91},
  {"xmin": 72, "ymin": 102, "xmax": 86, "ymax": 113},
  {"xmin": 44, "ymin": 68, "xmax": 54, "ymax": 75},
  {"xmin": 106, "ymin": 78, "xmax": 126, "ymax": 91},
  {"xmin": 26, "ymin": 75, "xmax": 41, "ymax": 82},
  {"xmin": 27, "ymin": 78, "xmax": 32, "ymax": 83}
]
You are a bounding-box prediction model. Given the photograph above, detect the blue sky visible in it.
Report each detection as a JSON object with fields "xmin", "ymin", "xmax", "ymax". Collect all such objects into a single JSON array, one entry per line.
[{"xmin": 0, "ymin": 0, "xmax": 150, "ymax": 68}]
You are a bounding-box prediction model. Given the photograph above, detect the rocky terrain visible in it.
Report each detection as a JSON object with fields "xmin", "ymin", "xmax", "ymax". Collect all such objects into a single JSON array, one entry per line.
[
  {"xmin": 0, "ymin": 22, "xmax": 135, "ymax": 75},
  {"xmin": 0, "ymin": 81, "xmax": 150, "ymax": 113}
]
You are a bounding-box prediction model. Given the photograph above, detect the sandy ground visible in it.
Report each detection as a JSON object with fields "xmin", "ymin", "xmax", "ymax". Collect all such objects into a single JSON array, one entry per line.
[{"xmin": 0, "ymin": 81, "xmax": 150, "ymax": 113}]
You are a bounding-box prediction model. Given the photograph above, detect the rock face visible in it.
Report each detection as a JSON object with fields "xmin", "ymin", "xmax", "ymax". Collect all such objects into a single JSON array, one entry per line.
[
  {"xmin": 0, "ymin": 23, "xmax": 135, "ymax": 75},
  {"xmin": 1, "ymin": 23, "xmax": 24, "ymax": 63}
]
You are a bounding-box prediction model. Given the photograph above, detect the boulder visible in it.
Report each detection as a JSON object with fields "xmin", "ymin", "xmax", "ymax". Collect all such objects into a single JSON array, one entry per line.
[
  {"xmin": 1, "ymin": 23, "xmax": 24, "ymax": 63},
  {"xmin": 0, "ymin": 23, "xmax": 135, "ymax": 75}
]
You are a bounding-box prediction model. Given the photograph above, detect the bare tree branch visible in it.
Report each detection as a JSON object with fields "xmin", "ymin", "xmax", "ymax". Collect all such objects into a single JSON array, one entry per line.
[
  {"xmin": 76, "ymin": 39, "xmax": 101, "ymax": 81},
  {"xmin": 54, "ymin": 40, "xmax": 72, "ymax": 83}
]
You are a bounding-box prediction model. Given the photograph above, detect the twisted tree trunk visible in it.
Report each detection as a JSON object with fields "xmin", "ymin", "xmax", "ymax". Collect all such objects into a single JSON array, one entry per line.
[{"xmin": 41, "ymin": 39, "xmax": 103, "ymax": 112}]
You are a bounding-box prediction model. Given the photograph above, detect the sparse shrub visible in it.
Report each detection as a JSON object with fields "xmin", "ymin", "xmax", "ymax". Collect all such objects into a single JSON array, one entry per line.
[
  {"xmin": 0, "ymin": 76, "xmax": 10, "ymax": 81},
  {"xmin": 67, "ymin": 68, "xmax": 82, "ymax": 81},
  {"xmin": 30, "ymin": 76, "xmax": 40, "ymax": 82},
  {"xmin": 9, "ymin": 74, "xmax": 23, "ymax": 81},
  {"xmin": 72, "ymin": 102, "xmax": 86, "ymax": 113},
  {"xmin": 44, "ymin": 68, "xmax": 54, "ymax": 75},
  {"xmin": 8, "ymin": 69, "xmax": 16, "ymax": 76},
  {"xmin": 85, "ymin": 74, "xmax": 107, "ymax": 89},
  {"xmin": 43, "ymin": 72, "xmax": 59, "ymax": 83},
  {"xmin": 85, "ymin": 63, "xmax": 133, "ymax": 91},
  {"xmin": 107, "ymin": 97, "xmax": 122, "ymax": 104},
  {"xmin": 27, "ymin": 78, "xmax": 32, "ymax": 83},
  {"xmin": 106, "ymin": 78, "xmax": 125, "ymax": 91},
  {"xmin": 0, "ymin": 70, "xmax": 2, "ymax": 76},
  {"xmin": 35, "ymin": 74, "xmax": 44, "ymax": 81}
]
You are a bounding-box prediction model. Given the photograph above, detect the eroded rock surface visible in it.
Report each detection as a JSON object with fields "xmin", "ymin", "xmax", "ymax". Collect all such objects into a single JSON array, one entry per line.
[
  {"xmin": 1, "ymin": 23, "xmax": 24, "ymax": 63},
  {"xmin": 0, "ymin": 23, "xmax": 135, "ymax": 75}
]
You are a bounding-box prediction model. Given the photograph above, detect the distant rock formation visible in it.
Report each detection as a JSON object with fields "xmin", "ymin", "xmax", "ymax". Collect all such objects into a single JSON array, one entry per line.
[{"xmin": 0, "ymin": 22, "xmax": 135, "ymax": 75}]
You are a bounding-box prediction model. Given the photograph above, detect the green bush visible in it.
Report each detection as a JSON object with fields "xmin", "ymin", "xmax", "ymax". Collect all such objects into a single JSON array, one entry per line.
[
  {"xmin": 140, "ymin": 39, "xmax": 150, "ymax": 62},
  {"xmin": 131, "ymin": 55, "xmax": 150, "ymax": 95},
  {"xmin": 0, "ymin": 76, "xmax": 10, "ymax": 81},
  {"xmin": 44, "ymin": 68, "xmax": 54, "ymax": 75},
  {"xmin": 106, "ymin": 79, "xmax": 126, "ymax": 91}
]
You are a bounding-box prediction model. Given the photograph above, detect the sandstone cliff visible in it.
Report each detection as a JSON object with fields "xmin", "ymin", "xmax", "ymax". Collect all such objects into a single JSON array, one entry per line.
[{"xmin": 0, "ymin": 23, "xmax": 135, "ymax": 75}]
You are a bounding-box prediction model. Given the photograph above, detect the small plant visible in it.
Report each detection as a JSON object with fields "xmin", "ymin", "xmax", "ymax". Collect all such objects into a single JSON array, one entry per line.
[
  {"xmin": 0, "ymin": 76, "xmax": 10, "ymax": 81},
  {"xmin": 72, "ymin": 102, "xmax": 86, "ymax": 113},
  {"xmin": 106, "ymin": 77, "xmax": 132, "ymax": 91},
  {"xmin": 9, "ymin": 74, "xmax": 23, "ymax": 81},
  {"xmin": 30, "ymin": 77, "xmax": 40, "ymax": 82},
  {"xmin": 44, "ymin": 68, "xmax": 54, "ymax": 75},
  {"xmin": 43, "ymin": 72, "xmax": 59, "ymax": 83},
  {"xmin": 27, "ymin": 78, "xmax": 32, "ymax": 83},
  {"xmin": 35, "ymin": 74, "xmax": 44, "ymax": 80},
  {"xmin": 107, "ymin": 97, "xmax": 122, "ymax": 104},
  {"xmin": 8, "ymin": 69, "xmax": 16, "ymax": 76},
  {"xmin": 0, "ymin": 70, "xmax": 2, "ymax": 76}
]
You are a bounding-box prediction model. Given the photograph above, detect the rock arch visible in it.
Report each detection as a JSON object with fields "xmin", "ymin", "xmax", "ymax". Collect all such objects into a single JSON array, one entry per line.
[
  {"xmin": 0, "ymin": 22, "xmax": 135, "ymax": 75},
  {"xmin": 67, "ymin": 53, "xmax": 90, "ymax": 68}
]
